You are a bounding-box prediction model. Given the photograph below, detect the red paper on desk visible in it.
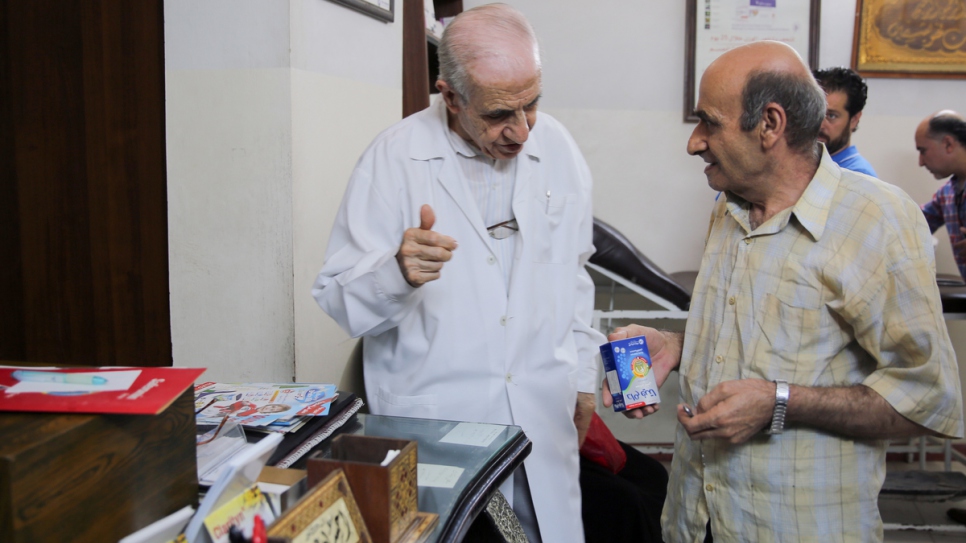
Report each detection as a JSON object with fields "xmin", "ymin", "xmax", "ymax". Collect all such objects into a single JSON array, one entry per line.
[{"xmin": 0, "ymin": 366, "xmax": 206, "ymax": 415}]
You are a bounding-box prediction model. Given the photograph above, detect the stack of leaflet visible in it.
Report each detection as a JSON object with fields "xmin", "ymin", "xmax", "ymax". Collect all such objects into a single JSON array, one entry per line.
[{"xmin": 194, "ymin": 382, "xmax": 339, "ymax": 434}]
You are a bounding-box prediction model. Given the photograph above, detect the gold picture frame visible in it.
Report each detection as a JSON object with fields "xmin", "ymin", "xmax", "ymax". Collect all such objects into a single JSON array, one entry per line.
[
  {"xmin": 267, "ymin": 468, "xmax": 372, "ymax": 543},
  {"xmin": 852, "ymin": 0, "xmax": 966, "ymax": 78}
]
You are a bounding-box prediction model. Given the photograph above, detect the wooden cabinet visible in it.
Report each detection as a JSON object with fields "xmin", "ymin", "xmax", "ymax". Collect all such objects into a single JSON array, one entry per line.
[{"xmin": 0, "ymin": 389, "xmax": 197, "ymax": 542}]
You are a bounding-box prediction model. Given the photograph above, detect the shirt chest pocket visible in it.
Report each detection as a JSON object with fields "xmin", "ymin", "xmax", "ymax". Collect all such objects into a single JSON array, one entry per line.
[
  {"xmin": 748, "ymin": 267, "xmax": 846, "ymax": 382},
  {"xmin": 530, "ymin": 192, "xmax": 575, "ymax": 264}
]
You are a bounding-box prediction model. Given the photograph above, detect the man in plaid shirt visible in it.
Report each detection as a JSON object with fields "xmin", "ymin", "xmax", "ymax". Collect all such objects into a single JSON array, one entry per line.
[
  {"xmin": 917, "ymin": 110, "xmax": 966, "ymax": 280},
  {"xmin": 604, "ymin": 41, "xmax": 963, "ymax": 542}
]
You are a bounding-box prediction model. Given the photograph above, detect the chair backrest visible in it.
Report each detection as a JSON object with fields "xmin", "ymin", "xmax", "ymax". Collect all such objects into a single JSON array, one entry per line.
[
  {"xmin": 338, "ymin": 339, "xmax": 369, "ymax": 414},
  {"xmin": 590, "ymin": 217, "xmax": 692, "ymax": 311}
]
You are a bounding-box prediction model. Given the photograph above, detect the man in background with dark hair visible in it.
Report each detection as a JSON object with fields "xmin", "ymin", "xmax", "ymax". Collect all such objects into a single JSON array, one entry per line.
[
  {"xmin": 917, "ymin": 110, "xmax": 966, "ymax": 280},
  {"xmin": 813, "ymin": 66, "xmax": 878, "ymax": 177}
]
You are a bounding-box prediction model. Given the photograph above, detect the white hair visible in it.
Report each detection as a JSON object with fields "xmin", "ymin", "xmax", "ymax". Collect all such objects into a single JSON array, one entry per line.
[{"xmin": 436, "ymin": 3, "xmax": 541, "ymax": 103}]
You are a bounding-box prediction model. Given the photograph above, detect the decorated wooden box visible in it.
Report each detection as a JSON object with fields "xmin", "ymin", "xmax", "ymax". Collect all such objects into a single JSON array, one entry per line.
[{"xmin": 307, "ymin": 435, "xmax": 436, "ymax": 543}]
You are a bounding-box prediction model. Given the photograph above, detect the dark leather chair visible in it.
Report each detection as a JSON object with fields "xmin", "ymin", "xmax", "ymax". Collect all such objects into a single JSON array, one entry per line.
[
  {"xmin": 938, "ymin": 273, "xmax": 966, "ymax": 315},
  {"xmin": 587, "ymin": 218, "xmax": 695, "ymax": 329}
]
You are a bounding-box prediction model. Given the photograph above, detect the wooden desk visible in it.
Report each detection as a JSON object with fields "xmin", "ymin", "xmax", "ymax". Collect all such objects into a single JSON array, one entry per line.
[{"xmin": 292, "ymin": 414, "xmax": 531, "ymax": 543}]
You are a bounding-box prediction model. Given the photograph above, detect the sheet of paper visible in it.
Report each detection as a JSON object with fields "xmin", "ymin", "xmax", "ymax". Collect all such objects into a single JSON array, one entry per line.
[
  {"xmin": 417, "ymin": 463, "xmax": 464, "ymax": 488},
  {"xmin": 6, "ymin": 369, "xmax": 140, "ymax": 393},
  {"xmin": 439, "ymin": 422, "xmax": 503, "ymax": 447}
]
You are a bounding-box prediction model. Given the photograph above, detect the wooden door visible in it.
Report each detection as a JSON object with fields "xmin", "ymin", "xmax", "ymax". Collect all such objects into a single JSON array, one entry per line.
[{"xmin": 0, "ymin": 0, "xmax": 171, "ymax": 366}]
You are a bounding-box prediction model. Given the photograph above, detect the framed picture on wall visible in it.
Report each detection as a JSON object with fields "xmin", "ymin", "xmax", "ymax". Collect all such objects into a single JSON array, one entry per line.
[
  {"xmin": 684, "ymin": 0, "xmax": 821, "ymax": 122},
  {"xmin": 327, "ymin": 0, "xmax": 394, "ymax": 23},
  {"xmin": 852, "ymin": 0, "xmax": 966, "ymax": 78}
]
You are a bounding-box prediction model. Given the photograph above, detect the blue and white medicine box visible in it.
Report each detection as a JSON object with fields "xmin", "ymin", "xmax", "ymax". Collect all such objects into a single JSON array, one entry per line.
[{"xmin": 599, "ymin": 336, "xmax": 660, "ymax": 412}]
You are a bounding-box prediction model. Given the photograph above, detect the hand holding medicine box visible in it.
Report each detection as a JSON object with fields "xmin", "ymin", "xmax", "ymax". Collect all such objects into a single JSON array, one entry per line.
[{"xmin": 600, "ymin": 337, "xmax": 660, "ymax": 412}]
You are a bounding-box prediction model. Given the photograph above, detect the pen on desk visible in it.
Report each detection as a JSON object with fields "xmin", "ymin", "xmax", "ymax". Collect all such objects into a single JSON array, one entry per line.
[{"xmin": 11, "ymin": 370, "xmax": 107, "ymax": 386}]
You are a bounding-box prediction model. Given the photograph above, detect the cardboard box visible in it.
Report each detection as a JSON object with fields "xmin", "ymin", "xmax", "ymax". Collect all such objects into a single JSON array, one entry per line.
[
  {"xmin": 600, "ymin": 336, "xmax": 660, "ymax": 412},
  {"xmin": 257, "ymin": 467, "xmax": 307, "ymax": 513},
  {"xmin": 0, "ymin": 388, "xmax": 198, "ymax": 543}
]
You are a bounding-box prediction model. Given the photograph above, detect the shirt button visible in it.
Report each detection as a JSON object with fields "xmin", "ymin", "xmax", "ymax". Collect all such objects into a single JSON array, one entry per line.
[
  {"xmin": 500, "ymin": 316, "xmax": 507, "ymax": 326},
  {"xmin": 744, "ymin": 238, "xmax": 752, "ymax": 245},
  {"xmin": 487, "ymin": 255, "xmax": 496, "ymax": 265},
  {"xmin": 706, "ymin": 484, "xmax": 714, "ymax": 492},
  {"xmin": 728, "ymin": 297, "xmax": 736, "ymax": 305},
  {"xmin": 506, "ymin": 373, "xmax": 513, "ymax": 383},
  {"xmin": 715, "ymin": 355, "xmax": 723, "ymax": 364}
]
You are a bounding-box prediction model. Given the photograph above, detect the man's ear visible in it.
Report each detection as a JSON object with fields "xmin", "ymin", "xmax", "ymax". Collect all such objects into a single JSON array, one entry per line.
[
  {"xmin": 850, "ymin": 110, "xmax": 862, "ymax": 133},
  {"xmin": 942, "ymin": 134, "xmax": 957, "ymax": 154},
  {"xmin": 760, "ymin": 102, "xmax": 787, "ymax": 150},
  {"xmin": 436, "ymin": 80, "xmax": 462, "ymax": 115}
]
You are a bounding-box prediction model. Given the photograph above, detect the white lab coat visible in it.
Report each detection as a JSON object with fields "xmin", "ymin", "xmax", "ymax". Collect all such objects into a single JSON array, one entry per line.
[{"xmin": 313, "ymin": 100, "xmax": 604, "ymax": 542}]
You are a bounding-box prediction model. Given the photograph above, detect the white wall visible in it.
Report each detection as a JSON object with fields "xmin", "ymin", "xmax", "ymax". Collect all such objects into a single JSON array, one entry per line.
[
  {"xmin": 289, "ymin": 0, "xmax": 402, "ymax": 386},
  {"xmin": 464, "ymin": 0, "xmax": 966, "ymax": 443},
  {"xmin": 165, "ymin": 0, "xmax": 401, "ymax": 384}
]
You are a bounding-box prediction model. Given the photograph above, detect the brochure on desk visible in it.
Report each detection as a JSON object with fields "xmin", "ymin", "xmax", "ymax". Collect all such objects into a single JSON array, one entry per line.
[
  {"xmin": 194, "ymin": 382, "xmax": 338, "ymax": 429},
  {"xmin": 0, "ymin": 366, "xmax": 205, "ymax": 415}
]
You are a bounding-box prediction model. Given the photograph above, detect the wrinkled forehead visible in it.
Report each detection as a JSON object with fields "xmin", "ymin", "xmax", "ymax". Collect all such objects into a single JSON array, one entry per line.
[{"xmin": 697, "ymin": 62, "xmax": 744, "ymax": 114}]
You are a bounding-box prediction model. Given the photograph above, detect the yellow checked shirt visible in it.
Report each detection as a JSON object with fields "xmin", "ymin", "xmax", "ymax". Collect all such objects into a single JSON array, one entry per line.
[{"xmin": 663, "ymin": 149, "xmax": 964, "ymax": 543}]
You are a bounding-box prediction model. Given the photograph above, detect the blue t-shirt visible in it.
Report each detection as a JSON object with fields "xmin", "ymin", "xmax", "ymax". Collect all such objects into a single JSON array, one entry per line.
[{"xmin": 831, "ymin": 145, "xmax": 878, "ymax": 178}]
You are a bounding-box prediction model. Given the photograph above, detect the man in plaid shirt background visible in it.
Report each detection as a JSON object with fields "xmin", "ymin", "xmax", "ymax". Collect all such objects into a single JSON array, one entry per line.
[{"xmin": 917, "ymin": 110, "xmax": 966, "ymax": 280}]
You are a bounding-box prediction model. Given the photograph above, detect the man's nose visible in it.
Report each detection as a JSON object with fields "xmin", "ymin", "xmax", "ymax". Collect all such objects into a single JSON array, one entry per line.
[
  {"xmin": 687, "ymin": 129, "xmax": 706, "ymax": 156},
  {"xmin": 504, "ymin": 111, "xmax": 530, "ymax": 143}
]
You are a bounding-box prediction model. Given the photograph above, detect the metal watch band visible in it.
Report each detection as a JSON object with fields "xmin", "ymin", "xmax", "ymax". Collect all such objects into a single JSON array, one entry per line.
[{"xmin": 766, "ymin": 379, "xmax": 789, "ymax": 435}]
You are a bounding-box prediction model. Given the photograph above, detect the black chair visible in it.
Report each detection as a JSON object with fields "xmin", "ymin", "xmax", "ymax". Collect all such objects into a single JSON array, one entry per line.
[{"xmin": 587, "ymin": 217, "xmax": 696, "ymax": 329}]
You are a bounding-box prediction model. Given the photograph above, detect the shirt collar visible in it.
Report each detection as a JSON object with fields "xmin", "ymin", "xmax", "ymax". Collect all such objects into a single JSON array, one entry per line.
[
  {"xmin": 723, "ymin": 147, "xmax": 838, "ymax": 240},
  {"xmin": 443, "ymin": 117, "xmax": 485, "ymax": 159},
  {"xmin": 789, "ymin": 147, "xmax": 839, "ymax": 241},
  {"xmin": 831, "ymin": 144, "xmax": 858, "ymax": 161}
]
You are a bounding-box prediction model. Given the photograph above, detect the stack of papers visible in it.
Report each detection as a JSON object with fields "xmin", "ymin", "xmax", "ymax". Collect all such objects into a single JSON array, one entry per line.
[{"xmin": 194, "ymin": 382, "xmax": 338, "ymax": 433}]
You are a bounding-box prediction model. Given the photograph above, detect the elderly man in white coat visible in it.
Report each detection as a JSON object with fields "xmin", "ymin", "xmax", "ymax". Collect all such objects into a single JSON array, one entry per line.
[{"xmin": 312, "ymin": 4, "xmax": 604, "ymax": 542}]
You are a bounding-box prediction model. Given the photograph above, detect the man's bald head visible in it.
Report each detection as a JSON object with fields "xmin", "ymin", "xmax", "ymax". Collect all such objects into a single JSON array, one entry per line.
[
  {"xmin": 704, "ymin": 41, "xmax": 825, "ymax": 154},
  {"xmin": 924, "ymin": 110, "xmax": 966, "ymax": 148},
  {"xmin": 437, "ymin": 3, "xmax": 540, "ymax": 103},
  {"xmin": 916, "ymin": 109, "xmax": 966, "ymax": 180}
]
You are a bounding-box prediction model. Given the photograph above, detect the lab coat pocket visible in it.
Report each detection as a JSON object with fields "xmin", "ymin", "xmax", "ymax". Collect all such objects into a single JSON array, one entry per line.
[
  {"xmin": 375, "ymin": 387, "xmax": 439, "ymax": 419},
  {"xmin": 532, "ymin": 192, "xmax": 574, "ymax": 264}
]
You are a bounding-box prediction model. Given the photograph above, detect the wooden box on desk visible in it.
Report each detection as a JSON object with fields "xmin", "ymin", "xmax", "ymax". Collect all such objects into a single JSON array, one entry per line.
[
  {"xmin": 307, "ymin": 435, "xmax": 435, "ymax": 543},
  {"xmin": 0, "ymin": 388, "xmax": 198, "ymax": 543}
]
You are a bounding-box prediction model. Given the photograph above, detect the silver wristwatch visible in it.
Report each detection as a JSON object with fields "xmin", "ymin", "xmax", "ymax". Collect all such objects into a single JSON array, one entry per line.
[{"xmin": 766, "ymin": 379, "xmax": 789, "ymax": 435}]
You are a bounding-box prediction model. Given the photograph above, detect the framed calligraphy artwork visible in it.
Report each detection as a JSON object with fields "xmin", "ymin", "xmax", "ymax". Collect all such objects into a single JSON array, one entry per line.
[
  {"xmin": 685, "ymin": 0, "xmax": 820, "ymax": 122},
  {"xmin": 852, "ymin": 0, "xmax": 966, "ymax": 78}
]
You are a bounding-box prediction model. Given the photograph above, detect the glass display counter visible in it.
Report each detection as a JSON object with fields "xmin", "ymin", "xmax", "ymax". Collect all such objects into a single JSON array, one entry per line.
[{"xmin": 294, "ymin": 413, "xmax": 531, "ymax": 543}]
